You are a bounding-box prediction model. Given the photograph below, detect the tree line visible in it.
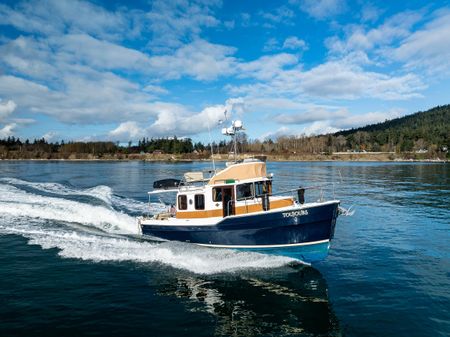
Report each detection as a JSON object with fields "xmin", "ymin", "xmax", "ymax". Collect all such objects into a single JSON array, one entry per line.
[
  {"xmin": 0, "ymin": 137, "xmax": 200, "ymax": 159},
  {"xmin": 0, "ymin": 104, "xmax": 448, "ymax": 159},
  {"xmin": 334, "ymin": 104, "xmax": 449, "ymax": 153}
]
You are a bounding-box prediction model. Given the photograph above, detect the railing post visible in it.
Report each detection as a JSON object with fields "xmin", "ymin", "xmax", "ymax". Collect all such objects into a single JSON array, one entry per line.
[
  {"xmin": 297, "ymin": 188, "xmax": 305, "ymax": 204},
  {"xmin": 262, "ymin": 193, "xmax": 270, "ymax": 211}
]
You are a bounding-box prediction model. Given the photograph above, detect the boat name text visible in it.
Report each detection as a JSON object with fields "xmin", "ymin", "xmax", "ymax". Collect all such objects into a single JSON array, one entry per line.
[{"xmin": 282, "ymin": 210, "xmax": 308, "ymax": 218}]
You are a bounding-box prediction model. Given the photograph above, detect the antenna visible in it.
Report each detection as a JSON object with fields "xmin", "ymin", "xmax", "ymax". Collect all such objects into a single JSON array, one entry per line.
[
  {"xmin": 207, "ymin": 119, "xmax": 216, "ymax": 172},
  {"xmin": 222, "ymin": 119, "xmax": 244, "ymax": 162},
  {"xmin": 207, "ymin": 109, "xmax": 228, "ymax": 172}
]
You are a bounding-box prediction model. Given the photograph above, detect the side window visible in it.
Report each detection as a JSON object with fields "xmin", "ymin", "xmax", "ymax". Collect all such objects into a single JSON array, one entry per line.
[
  {"xmin": 212, "ymin": 188, "xmax": 222, "ymax": 202},
  {"xmin": 255, "ymin": 182, "xmax": 263, "ymax": 196},
  {"xmin": 255, "ymin": 181, "xmax": 271, "ymax": 196},
  {"xmin": 236, "ymin": 183, "xmax": 253, "ymax": 200},
  {"xmin": 195, "ymin": 194, "xmax": 205, "ymax": 210},
  {"xmin": 178, "ymin": 195, "xmax": 187, "ymax": 210}
]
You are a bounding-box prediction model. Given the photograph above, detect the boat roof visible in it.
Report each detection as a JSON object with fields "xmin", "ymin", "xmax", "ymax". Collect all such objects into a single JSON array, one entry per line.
[
  {"xmin": 149, "ymin": 159, "xmax": 268, "ymax": 194},
  {"xmin": 184, "ymin": 171, "xmax": 210, "ymax": 183},
  {"xmin": 208, "ymin": 161, "xmax": 267, "ymax": 185}
]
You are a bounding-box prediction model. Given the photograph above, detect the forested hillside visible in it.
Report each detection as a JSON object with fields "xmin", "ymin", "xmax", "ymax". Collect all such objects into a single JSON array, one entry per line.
[
  {"xmin": 241, "ymin": 105, "xmax": 449, "ymax": 157},
  {"xmin": 334, "ymin": 104, "xmax": 449, "ymax": 152}
]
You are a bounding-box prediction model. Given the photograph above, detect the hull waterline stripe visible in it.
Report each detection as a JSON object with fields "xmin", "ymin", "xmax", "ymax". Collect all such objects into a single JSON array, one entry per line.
[
  {"xmin": 139, "ymin": 200, "xmax": 340, "ymax": 227},
  {"xmin": 196, "ymin": 239, "xmax": 330, "ymax": 249}
]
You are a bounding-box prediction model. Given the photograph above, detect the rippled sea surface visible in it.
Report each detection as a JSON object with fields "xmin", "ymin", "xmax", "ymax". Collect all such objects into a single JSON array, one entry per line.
[{"xmin": 0, "ymin": 161, "xmax": 448, "ymax": 337}]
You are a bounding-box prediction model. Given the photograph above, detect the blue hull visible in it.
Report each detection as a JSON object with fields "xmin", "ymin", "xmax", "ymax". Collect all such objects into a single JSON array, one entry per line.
[
  {"xmin": 238, "ymin": 241, "xmax": 331, "ymax": 263},
  {"xmin": 141, "ymin": 201, "xmax": 339, "ymax": 263}
]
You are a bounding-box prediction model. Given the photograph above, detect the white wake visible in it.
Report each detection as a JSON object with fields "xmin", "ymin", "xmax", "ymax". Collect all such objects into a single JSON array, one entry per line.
[
  {"xmin": 0, "ymin": 177, "xmax": 149, "ymax": 213},
  {"xmin": 0, "ymin": 179, "xmax": 295, "ymax": 274}
]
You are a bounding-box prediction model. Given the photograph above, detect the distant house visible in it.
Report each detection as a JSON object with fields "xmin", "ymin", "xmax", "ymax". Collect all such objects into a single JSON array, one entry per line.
[
  {"xmin": 153, "ymin": 150, "xmax": 163, "ymax": 155},
  {"xmin": 415, "ymin": 149, "xmax": 428, "ymax": 154}
]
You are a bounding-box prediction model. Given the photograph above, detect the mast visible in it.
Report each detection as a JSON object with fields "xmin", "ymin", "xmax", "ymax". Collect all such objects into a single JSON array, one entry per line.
[{"xmin": 222, "ymin": 120, "xmax": 244, "ymax": 163}]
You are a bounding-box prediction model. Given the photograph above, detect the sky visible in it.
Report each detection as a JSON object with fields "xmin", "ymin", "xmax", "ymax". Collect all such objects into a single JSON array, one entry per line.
[{"xmin": 0, "ymin": 0, "xmax": 449, "ymax": 143}]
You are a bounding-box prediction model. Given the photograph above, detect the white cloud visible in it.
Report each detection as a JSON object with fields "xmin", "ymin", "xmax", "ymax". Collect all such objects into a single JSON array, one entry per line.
[
  {"xmin": 245, "ymin": 97, "xmax": 311, "ymax": 111},
  {"xmin": 228, "ymin": 58, "xmax": 425, "ymax": 101},
  {"xmin": 0, "ymin": 34, "xmax": 150, "ymax": 82},
  {"xmin": 0, "ymin": 27, "xmax": 240, "ymax": 130},
  {"xmin": 325, "ymin": 10, "xmax": 423, "ymax": 56},
  {"xmin": 0, "ymin": 0, "xmax": 129, "ymax": 40},
  {"xmin": 143, "ymin": 85, "xmax": 169, "ymax": 96},
  {"xmin": 274, "ymin": 107, "xmax": 348, "ymax": 124},
  {"xmin": 146, "ymin": 98, "xmax": 246, "ymax": 137},
  {"xmin": 0, "ymin": 75, "xmax": 57, "ymax": 104},
  {"xmin": 0, "ymin": 99, "xmax": 17, "ymax": 121},
  {"xmin": 0, "ymin": 73, "xmax": 159, "ymax": 124},
  {"xmin": 263, "ymin": 37, "xmax": 307, "ymax": 52},
  {"xmin": 240, "ymin": 13, "xmax": 251, "ymax": 27},
  {"xmin": 0, "ymin": 99, "xmax": 21, "ymax": 138},
  {"xmin": 391, "ymin": 9, "xmax": 450, "ymax": 75},
  {"xmin": 53, "ymin": 34, "xmax": 152, "ymax": 71},
  {"xmin": 0, "ymin": 36, "xmax": 57, "ymax": 80},
  {"xmin": 263, "ymin": 38, "xmax": 279, "ymax": 52},
  {"xmin": 149, "ymin": 39, "xmax": 237, "ymax": 80},
  {"xmin": 260, "ymin": 122, "xmax": 339, "ymax": 138},
  {"xmin": 259, "ymin": 126, "xmax": 292, "ymax": 141},
  {"xmin": 361, "ymin": 3, "xmax": 383, "ymax": 23},
  {"xmin": 2, "ymin": 34, "xmax": 238, "ymax": 84},
  {"xmin": 238, "ymin": 53, "xmax": 298, "ymax": 81},
  {"xmin": 261, "ymin": 6, "xmax": 295, "ymax": 25},
  {"xmin": 0, "ymin": 0, "xmax": 242, "ymax": 137},
  {"xmin": 0, "ymin": 2, "xmax": 235, "ymax": 82},
  {"xmin": 300, "ymin": 61, "xmax": 425, "ymax": 100},
  {"xmin": 334, "ymin": 109, "xmax": 405, "ymax": 129},
  {"xmin": 272, "ymin": 108, "xmax": 406, "ymax": 136},
  {"xmin": 145, "ymin": 0, "xmax": 221, "ymax": 52},
  {"xmin": 293, "ymin": 0, "xmax": 346, "ymax": 20},
  {"xmin": 109, "ymin": 121, "xmax": 144, "ymax": 140},
  {"xmin": 42, "ymin": 131, "xmax": 59, "ymax": 142},
  {"xmin": 107, "ymin": 98, "xmax": 246, "ymax": 140},
  {"xmin": 10, "ymin": 118, "xmax": 35, "ymax": 125},
  {"xmin": 224, "ymin": 20, "xmax": 235, "ymax": 29},
  {"xmin": 301, "ymin": 121, "xmax": 340, "ymax": 136},
  {"xmin": 0, "ymin": 123, "xmax": 17, "ymax": 138},
  {"xmin": 282, "ymin": 37, "xmax": 307, "ymax": 50}
]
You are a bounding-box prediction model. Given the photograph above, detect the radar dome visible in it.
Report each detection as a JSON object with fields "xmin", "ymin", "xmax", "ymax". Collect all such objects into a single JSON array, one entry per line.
[{"xmin": 233, "ymin": 120, "xmax": 243, "ymax": 129}]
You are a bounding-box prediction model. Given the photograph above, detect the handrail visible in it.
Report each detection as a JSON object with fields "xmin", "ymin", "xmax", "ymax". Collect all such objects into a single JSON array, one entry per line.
[
  {"xmin": 235, "ymin": 183, "xmax": 334, "ymax": 202},
  {"xmin": 225, "ymin": 199, "xmax": 235, "ymax": 217},
  {"xmin": 269, "ymin": 183, "xmax": 334, "ymax": 197}
]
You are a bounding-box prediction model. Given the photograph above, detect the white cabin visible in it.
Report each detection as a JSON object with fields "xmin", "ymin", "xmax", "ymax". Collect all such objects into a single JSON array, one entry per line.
[{"xmin": 170, "ymin": 160, "xmax": 294, "ymax": 219}]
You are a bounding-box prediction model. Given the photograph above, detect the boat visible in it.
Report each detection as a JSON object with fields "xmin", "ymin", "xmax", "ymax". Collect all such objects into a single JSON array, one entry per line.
[{"xmin": 138, "ymin": 120, "xmax": 345, "ymax": 263}]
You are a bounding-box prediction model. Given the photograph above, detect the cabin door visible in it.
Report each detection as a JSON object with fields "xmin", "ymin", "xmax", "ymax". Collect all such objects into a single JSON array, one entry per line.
[{"xmin": 221, "ymin": 187, "xmax": 235, "ymax": 217}]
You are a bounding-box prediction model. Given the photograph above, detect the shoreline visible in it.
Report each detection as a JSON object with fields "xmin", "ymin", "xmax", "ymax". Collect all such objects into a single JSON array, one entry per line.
[{"xmin": 0, "ymin": 153, "xmax": 448, "ymax": 163}]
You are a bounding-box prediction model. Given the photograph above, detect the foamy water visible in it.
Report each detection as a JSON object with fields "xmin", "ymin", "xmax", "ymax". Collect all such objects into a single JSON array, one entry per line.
[
  {"xmin": 0, "ymin": 179, "xmax": 295, "ymax": 274},
  {"xmin": 0, "ymin": 177, "xmax": 149, "ymax": 213}
]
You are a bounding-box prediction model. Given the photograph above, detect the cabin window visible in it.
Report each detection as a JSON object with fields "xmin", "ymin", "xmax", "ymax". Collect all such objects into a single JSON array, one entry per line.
[
  {"xmin": 178, "ymin": 195, "xmax": 187, "ymax": 210},
  {"xmin": 236, "ymin": 183, "xmax": 253, "ymax": 200},
  {"xmin": 212, "ymin": 188, "xmax": 222, "ymax": 202},
  {"xmin": 194, "ymin": 194, "xmax": 205, "ymax": 210},
  {"xmin": 255, "ymin": 181, "xmax": 272, "ymax": 197}
]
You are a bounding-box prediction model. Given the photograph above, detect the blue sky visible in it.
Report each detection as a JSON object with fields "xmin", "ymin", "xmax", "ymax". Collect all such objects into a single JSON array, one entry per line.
[{"xmin": 0, "ymin": 0, "xmax": 449, "ymax": 143}]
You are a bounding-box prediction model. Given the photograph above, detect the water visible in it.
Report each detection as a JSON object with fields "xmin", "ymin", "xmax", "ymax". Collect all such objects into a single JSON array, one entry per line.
[{"xmin": 0, "ymin": 161, "xmax": 448, "ymax": 336}]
